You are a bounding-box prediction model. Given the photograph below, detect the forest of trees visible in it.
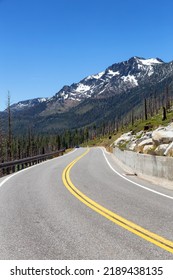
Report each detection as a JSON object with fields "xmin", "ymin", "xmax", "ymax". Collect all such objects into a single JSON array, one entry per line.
[{"xmin": 0, "ymin": 85, "xmax": 173, "ymax": 167}]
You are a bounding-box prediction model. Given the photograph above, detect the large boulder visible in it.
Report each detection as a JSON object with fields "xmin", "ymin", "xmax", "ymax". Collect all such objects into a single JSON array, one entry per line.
[
  {"xmin": 113, "ymin": 131, "xmax": 133, "ymax": 146},
  {"xmin": 164, "ymin": 142, "xmax": 173, "ymax": 156},
  {"xmin": 155, "ymin": 144, "xmax": 169, "ymax": 156},
  {"xmin": 143, "ymin": 144, "xmax": 154, "ymax": 154},
  {"xmin": 152, "ymin": 127, "xmax": 173, "ymax": 145},
  {"xmin": 135, "ymin": 131, "xmax": 152, "ymax": 145},
  {"xmin": 166, "ymin": 123, "xmax": 173, "ymax": 131},
  {"xmin": 136, "ymin": 138, "xmax": 153, "ymax": 153},
  {"xmin": 138, "ymin": 138, "xmax": 153, "ymax": 146},
  {"xmin": 127, "ymin": 141, "xmax": 137, "ymax": 151}
]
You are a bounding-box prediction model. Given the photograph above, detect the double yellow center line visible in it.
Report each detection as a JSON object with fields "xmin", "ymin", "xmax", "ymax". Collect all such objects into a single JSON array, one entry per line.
[{"xmin": 62, "ymin": 148, "xmax": 173, "ymax": 254}]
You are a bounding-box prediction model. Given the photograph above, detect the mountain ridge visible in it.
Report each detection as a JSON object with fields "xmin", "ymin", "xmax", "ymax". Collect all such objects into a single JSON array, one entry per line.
[
  {"xmin": 8, "ymin": 56, "xmax": 172, "ymax": 114},
  {"xmin": 2, "ymin": 56, "xmax": 173, "ymax": 134}
]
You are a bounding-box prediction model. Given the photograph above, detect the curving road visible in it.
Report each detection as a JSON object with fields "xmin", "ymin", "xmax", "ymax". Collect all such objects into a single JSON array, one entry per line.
[{"xmin": 0, "ymin": 147, "xmax": 173, "ymax": 259}]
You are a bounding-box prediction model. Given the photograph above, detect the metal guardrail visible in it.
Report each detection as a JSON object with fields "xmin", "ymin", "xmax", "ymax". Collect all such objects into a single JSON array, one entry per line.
[{"xmin": 0, "ymin": 148, "xmax": 65, "ymax": 176}]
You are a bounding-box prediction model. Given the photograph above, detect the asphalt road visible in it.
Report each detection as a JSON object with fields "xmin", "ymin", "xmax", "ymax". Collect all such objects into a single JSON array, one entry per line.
[{"xmin": 0, "ymin": 147, "xmax": 173, "ymax": 259}]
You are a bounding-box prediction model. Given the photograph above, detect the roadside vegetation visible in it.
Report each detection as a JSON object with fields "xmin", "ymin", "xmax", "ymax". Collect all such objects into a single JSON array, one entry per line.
[
  {"xmin": 0, "ymin": 85, "xmax": 173, "ymax": 164},
  {"xmin": 84, "ymin": 107, "xmax": 173, "ymax": 150}
]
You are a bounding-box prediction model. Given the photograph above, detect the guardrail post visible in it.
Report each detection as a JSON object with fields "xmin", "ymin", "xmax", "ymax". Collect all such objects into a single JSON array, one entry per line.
[{"xmin": 6, "ymin": 167, "xmax": 10, "ymax": 175}]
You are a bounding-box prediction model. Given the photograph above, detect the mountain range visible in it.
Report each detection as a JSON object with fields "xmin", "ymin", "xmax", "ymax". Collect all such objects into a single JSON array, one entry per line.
[{"xmin": 2, "ymin": 56, "xmax": 173, "ymax": 134}]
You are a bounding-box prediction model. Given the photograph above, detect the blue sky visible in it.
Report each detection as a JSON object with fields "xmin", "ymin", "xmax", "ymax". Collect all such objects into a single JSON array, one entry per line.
[{"xmin": 0, "ymin": 0, "xmax": 173, "ymax": 110}]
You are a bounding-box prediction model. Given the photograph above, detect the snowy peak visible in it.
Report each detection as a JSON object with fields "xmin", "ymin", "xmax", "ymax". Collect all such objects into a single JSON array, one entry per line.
[
  {"xmin": 3, "ymin": 56, "xmax": 173, "ymax": 135},
  {"xmin": 47, "ymin": 56, "xmax": 173, "ymax": 112},
  {"xmin": 10, "ymin": 97, "xmax": 48, "ymax": 112},
  {"xmin": 8, "ymin": 56, "xmax": 173, "ymax": 114},
  {"xmin": 136, "ymin": 57, "xmax": 164, "ymax": 65},
  {"xmin": 86, "ymin": 71, "xmax": 105, "ymax": 80}
]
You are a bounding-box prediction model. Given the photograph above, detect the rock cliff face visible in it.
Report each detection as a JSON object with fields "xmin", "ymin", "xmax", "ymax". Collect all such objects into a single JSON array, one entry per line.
[{"xmin": 113, "ymin": 122, "xmax": 173, "ymax": 157}]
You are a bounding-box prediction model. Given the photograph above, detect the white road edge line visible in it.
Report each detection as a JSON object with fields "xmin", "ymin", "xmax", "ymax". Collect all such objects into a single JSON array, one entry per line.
[
  {"xmin": 0, "ymin": 148, "xmax": 77, "ymax": 189},
  {"xmin": 101, "ymin": 147, "xmax": 173, "ymax": 200}
]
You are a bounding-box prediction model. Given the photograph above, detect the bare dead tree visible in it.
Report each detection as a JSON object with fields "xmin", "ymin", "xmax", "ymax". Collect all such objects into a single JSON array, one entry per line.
[
  {"xmin": 131, "ymin": 109, "xmax": 134, "ymax": 126},
  {"xmin": 165, "ymin": 86, "xmax": 171, "ymax": 110},
  {"xmin": 162, "ymin": 106, "xmax": 167, "ymax": 121},
  {"xmin": 0, "ymin": 109, "xmax": 4, "ymax": 162},
  {"xmin": 144, "ymin": 98, "xmax": 148, "ymax": 120},
  {"xmin": 7, "ymin": 91, "xmax": 12, "ymax": 161}
]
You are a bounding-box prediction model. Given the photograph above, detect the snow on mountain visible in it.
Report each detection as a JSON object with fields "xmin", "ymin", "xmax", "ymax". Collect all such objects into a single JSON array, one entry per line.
[
  {"xmin": 9, "ymin": 56, "xmax": 173, "ymax": 114},
  {"xmin": 86, "ymin": 71, "xmax": 105, "ymax": 80},
  {"xmin": 10, "ymin": 98, "xmax": 48, "ymax": 111},
  {"xmin": 107, "ymin": 69, "xmax": 120, "ymax": 76},
  {"xmin": 138, "ymin": 57, "xmax": 163, "ymax": 65},
  {"xmin": 121, "ymin": 74, "xmax": 138, "ymax": 86},
  {"xmin": 74, "ymin": 83, "xmax": 91, "ymax": 93}
]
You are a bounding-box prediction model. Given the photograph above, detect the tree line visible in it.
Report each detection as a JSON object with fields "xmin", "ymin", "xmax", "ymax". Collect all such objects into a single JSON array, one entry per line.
[
  {"xmin": 0, "ymin": 85, "xmax": 173, "ymax": 164},
  {"xmin": 119, "ymin": 85, "xmax": 173, "ymax": 129}
]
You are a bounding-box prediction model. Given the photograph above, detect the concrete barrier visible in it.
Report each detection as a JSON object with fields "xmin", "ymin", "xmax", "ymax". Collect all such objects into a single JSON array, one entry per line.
[{"xmin": 113, "ymin": 147, "xmax": 173, "ymax": 181}]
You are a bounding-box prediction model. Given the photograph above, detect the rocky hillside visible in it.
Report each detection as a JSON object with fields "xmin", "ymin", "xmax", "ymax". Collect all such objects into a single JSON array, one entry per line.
[{"xmin": 113, "ymin": 122, "xmax": 173, "ymax": 157}]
